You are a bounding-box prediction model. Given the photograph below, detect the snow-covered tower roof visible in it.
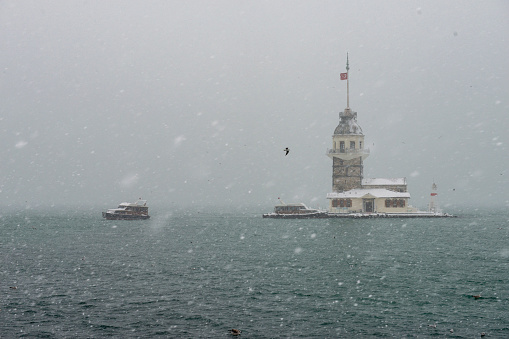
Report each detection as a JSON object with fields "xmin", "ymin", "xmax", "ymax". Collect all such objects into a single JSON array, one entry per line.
[{"xmin": 334, "ymin": 108, "xmax": 363, "ymax": 135}]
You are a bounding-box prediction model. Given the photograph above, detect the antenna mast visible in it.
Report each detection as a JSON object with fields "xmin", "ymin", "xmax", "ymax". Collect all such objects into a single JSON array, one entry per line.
[{"xmin": 346, "ymin": 53, "xmax": 350, "ymax": 109}]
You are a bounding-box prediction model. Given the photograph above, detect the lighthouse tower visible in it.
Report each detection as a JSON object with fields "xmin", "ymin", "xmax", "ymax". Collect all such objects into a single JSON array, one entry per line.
[{"xmin": 326, "ymin": 54, "xmax": 369, "ymax": 192}]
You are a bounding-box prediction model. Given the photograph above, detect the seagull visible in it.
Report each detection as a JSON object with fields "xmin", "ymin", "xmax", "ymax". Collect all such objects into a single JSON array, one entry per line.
[
  {"xmin": 229, "ymin": 328, "xmax": 241, "ymax": 336},
  {"xmin": 284, "ymin": 147, "xmax": 290, "ymax": 156}
]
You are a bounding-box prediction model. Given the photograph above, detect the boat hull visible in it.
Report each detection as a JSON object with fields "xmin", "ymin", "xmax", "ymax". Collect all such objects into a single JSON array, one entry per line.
[
  {"xmin": 102, "ymin": 212, "xmax": 150, "ymax": 220},
  {"xmin": 262, "ymin": 212, "xmax": 329, "ymax": 219}
]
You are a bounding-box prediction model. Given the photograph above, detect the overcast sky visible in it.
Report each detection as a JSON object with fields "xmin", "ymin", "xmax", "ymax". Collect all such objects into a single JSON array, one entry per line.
[{"xmin": 1, "ymin": 1, "xmax": 508, "ymax": 211}]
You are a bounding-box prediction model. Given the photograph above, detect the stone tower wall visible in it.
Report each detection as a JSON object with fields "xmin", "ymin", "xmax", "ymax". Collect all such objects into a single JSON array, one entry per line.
[{"xmin": 332, "ymin": 157, "xmax": 363, "ymax": 192}]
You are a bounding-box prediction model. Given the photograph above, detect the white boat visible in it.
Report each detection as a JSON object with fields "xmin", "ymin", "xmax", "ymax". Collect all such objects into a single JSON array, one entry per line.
[
  {"xmin": 102, "ymin": 200, "xmax": 150, "ymax": 220},
  {"xmin": 263, "ymin": 202, "xmax": 327, "ymax": 219}
]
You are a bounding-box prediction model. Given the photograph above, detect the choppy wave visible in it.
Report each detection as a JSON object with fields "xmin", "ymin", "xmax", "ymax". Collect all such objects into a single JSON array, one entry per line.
[{"xmin": 1, "ymin": 210, "xmax": 508, "ymax": 337}]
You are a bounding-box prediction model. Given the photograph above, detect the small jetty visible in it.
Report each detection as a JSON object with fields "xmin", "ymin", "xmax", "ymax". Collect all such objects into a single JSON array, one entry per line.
[
  {"xmin": 325, "ymin": 211, "xmax": 456, "ymax": 218},
  {"xmin": 263, "ymin": 209, "xmax": 455, "ymax": 219}
]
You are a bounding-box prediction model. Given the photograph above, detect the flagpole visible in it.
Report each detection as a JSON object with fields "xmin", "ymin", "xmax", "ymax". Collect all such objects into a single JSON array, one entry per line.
[{"xmin": 346, "ymin": 53, "xmax": 350, "ymax": 109}]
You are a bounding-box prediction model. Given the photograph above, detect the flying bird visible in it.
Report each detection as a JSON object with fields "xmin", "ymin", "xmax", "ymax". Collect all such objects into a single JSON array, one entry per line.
[{"xmin": 284, "ymin": 147, "xmax": 290, "ymax": 156}]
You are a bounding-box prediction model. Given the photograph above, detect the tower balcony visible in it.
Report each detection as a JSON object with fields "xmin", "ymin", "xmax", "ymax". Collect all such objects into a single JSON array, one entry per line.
[{"xmin": 327, "ymin": 148, "xmax": 370, "ymax": 161}]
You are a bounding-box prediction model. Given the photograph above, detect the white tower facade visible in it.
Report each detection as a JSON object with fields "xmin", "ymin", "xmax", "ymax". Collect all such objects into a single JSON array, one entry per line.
[{"xmin": 326, "ymin": 55, "xmax": 369, "ymax": 192}]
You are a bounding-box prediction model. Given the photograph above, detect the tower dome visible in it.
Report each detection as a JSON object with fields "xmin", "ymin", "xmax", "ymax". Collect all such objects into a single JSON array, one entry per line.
[{"xmin": 334, "ymin": 108, "xmax": 364, "ymax": 135}]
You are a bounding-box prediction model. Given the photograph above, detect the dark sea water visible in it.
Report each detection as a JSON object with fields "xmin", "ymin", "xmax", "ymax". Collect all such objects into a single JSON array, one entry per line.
[{"xmin": 1, "ymin": 208, "xmax": 508, "ymax": 338}]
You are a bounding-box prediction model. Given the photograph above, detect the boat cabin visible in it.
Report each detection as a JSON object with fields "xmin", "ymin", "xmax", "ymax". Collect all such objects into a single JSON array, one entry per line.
[{"xmin": 274, "ymin": 203, "xmax": 316, "ymax": 214}]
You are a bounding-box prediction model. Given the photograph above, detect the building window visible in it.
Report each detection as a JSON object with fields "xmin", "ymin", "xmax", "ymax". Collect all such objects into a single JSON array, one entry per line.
[
  {"xmin": 359, "ymin": 141, "xmax": 362, "ymax": 149},
  {"xmin": 392, "ymin": 199, "xmax": 398, "ymax": 208},
  {"xmin": 350, "ymin": 141, "xmax": 355, "ymax": 149},
  {"xmin": 399, "ymin": 200, "xmax": 405, "ymax": 207},
  {"xmin": 334, "ymin": 199, "xmax": 352, "ymax": 208},
  {"xmin": 385, "ymin": 199, "xmax": 391, "ymax": 208},
  {"xmin": 340, "ymin": 141, "xmax": 345, "ymax": 153}
]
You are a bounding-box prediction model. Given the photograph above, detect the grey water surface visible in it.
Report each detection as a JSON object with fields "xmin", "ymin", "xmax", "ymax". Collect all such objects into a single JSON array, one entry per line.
[{"xmin": 1, "ymin": 209, "xmax": 508, "ymax": 338}]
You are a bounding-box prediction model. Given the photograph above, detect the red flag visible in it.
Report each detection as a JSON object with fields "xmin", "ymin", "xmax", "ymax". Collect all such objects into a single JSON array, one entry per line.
[{"xmin": 340, "ymin": 73, "xmax": 348, "ymax": 80}]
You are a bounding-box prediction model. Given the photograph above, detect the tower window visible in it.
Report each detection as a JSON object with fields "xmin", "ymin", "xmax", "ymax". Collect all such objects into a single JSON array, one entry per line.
[
  {"xmin": 340, "ymin": 141, "xmax": 345, "ymax": 152},
  {"xmin": 359, "ymin": 141, "xmax": 362, "ymax": 149},
  {"xmin": 350, "ymin": 141, "xmax": 355, "ymax": 149}
]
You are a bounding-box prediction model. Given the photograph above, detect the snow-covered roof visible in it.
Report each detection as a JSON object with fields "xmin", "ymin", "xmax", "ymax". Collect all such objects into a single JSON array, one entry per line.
[
  {"xmin": 119, "ymin": 200, "xmax": 147, "ymax": 207},
  {"xmin": 327, "ymin": 188, "xmax": 411, "ymax": 199},
  {"xmin": 362, "ymin": 178, "xmax": 406, "ymax": 186},
  {"xmin": 334, "ymin": 109, "xmax": 364, "ymax": 135}
]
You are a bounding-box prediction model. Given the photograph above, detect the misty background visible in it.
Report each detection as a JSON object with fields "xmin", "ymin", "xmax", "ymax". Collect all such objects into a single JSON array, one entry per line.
[{"xmin": 1, "ymin": 1, "xmax": 508, "ymax": 211}]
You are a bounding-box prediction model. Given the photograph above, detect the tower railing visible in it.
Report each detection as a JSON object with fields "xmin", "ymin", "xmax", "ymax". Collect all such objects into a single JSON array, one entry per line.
[{"xmin": 327, "ymin": 148, "xmax": 370, "ymax": 156}]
